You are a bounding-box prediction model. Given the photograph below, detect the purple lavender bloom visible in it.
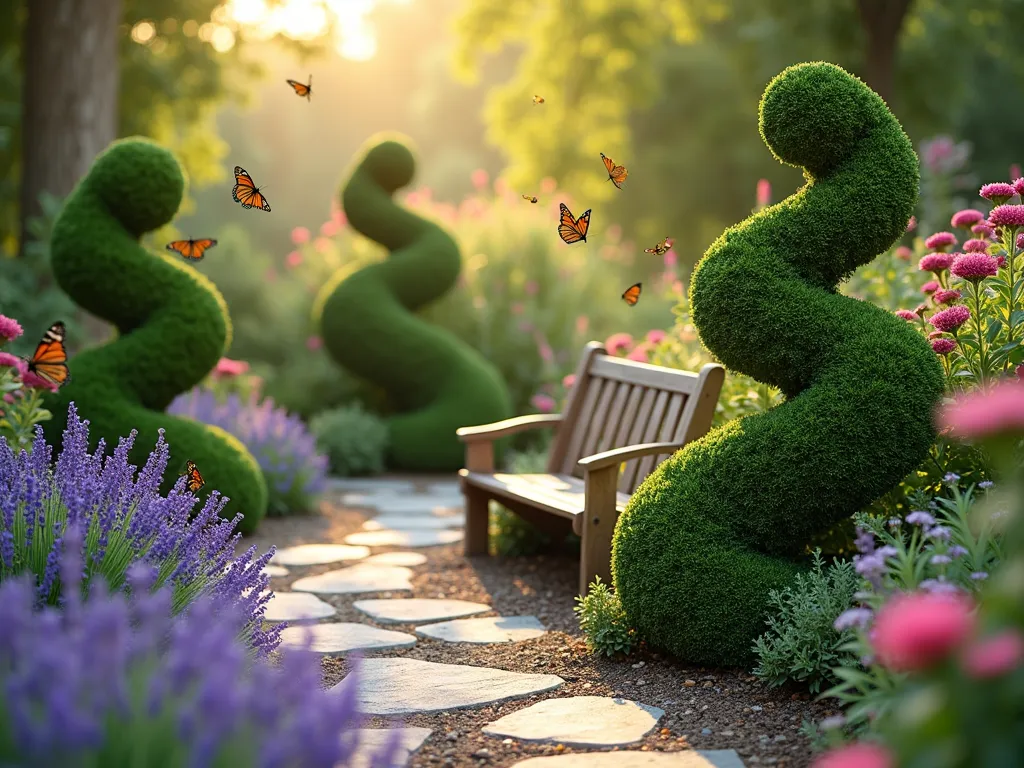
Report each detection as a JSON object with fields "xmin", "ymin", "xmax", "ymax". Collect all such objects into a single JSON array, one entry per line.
[
  {"xmin": 978, "ymin": 480, "xmax": 994, "ymax": 489},
  {"xmin": 0, "ymin": 404, "xmax": 279, "ymax": 655},
  {"xmin": 833, "ymin": 607, "xmax": 873, "ymax": 632},
  {"xmin": 168, "ymin": 390, "xmax": 328, "ymax": 516},
  {"xmin": 906, "ymin": 510, "xmax": 936, "ymax": 527},
  {"xmin": 943, "ymin": 472, "xmax": 961, "ymax": 485},
  {"xmin": 854, "ymin": 527, "xmax": 876, "ymax": 554},
  {"xmin": 920, "ymin": 578, "xmax": 961, "ymax": 595},
  {"xmin": 948, "ymin": 545, "xmax": 969, "ymax": 559},
  {"xmin": 970, "ymin": 571, "xmax": 989, "ymax": 581},
  {"xmin": 926, "ymin": 526, "xmax": 952, "ymax": 542},
  {"xmin": 930, "ymin": 554, "xmax": 953, "ymax": 566}
]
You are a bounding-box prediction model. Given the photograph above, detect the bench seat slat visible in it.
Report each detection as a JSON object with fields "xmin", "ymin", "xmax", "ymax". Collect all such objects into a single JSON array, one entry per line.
[{"xmin": 460, "ymin": 470, "xmax": 631, "ymax": 518}]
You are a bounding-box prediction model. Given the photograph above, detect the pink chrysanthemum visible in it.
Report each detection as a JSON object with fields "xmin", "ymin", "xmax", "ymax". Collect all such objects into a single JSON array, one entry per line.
[
  {"xmin": 961, "ymin": 630, "xmax": 1024, "ymax": 679},
  {"xmin": 932, "ymin": 288, "xmax": 962, "ymax": 305},
  {"xmin": 894, "ymin": 309, "xmax": 917, "ymax": 322},
  {"xmin": 0, "ymin": 314, "xmax": 23, "ymax": 343},
  {"xmin": 938, "ymin": 377, "xmax": 1024, "ymax": 439},
  {"xmin": 530, "ymin": 393, "xmax": 556, "ymax": 413},
  {"xmin": 989, "ymin": 205, "xmax": 1024, "ymax": 228},
  {"xmin": 894, "ymin": 246, "xmax": 912, "ymax": 260},
  {"xmin": 925, "ymin": 232, "xmax": 958, "ymax": 251},
  {"xmin": 562, "ymin": 373, "xmax": 576, "ymax": 390},
  {"xmin": 980, "ymin": 182, "xmax": 1018, "ymax": 203},
  {"xmin": 1014, "ymin": 177, "xmax": 1024, "ymax": 196},
  {"xmin": 919, "ymin": 252, "xmax": 954, "ymax": 273},
  {"xmin": 0, "ymin": 351, "xmax": 26, "ymax": 375},
  {"xmin": 811, "ymin": 743, "xmax": 894, "ymax": 768},
  {"xmin": 972, "ymin": 223, "xmax": 996, "ymax": 239},
  {"xmin": 963, "ymin": 238, "xmax": 990, "ymax": 253},
  {"xmin": 872, "ymin": 592, "xmax": 975, "ymax": 672},
  {"xmin": 931, "ymin": 337, "xmax": 957, "ymax": 355},
  {"xmin": 920, "ymin": 280, "xmax": 940, "ymax": 294},
  {"xmin": 604, "ymin": 333, "xmax": 633, "ymax": 356},
  {"xmin": 213, "ymin": 357, "xmax": 249, "ymax": 377},
  {"xmin": 951, "ymin": 252, "xmax": 1000, "ymax": 281},
  {"xmin": 951, "ymin": 209, "xmax": 985, "ymax": 229},
  {"xmin": 929, "ymin": 304, "xmax": 971, "ymax": 333},
  {"xmin": 646, "ymin": 329, "xmax": 666, "ymax": 345}
]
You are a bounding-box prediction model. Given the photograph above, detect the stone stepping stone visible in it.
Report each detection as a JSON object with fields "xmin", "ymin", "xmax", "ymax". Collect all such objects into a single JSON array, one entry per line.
[
  {"xmin": 263, "ymin": 592, "xmax": 336, "ymax": 622},
  {"xmin": 279, "ymin": 622, "xmax": 416, "ymax": 655},
  {"xmin": 291, "ymin": 565, "xmax": 414, "ymax": 595},
  {"xmin": 363, "ymin": 515, "xmax": 463, "ymax": 531},
  {"xmin": 353, "ymin": 598, "xmax": 492, "ymax": 624},
  {"xmin": 363, "ymin": 551, "xmax": 428, "ymax": 567},
  {"xmin": 344, "ymin": 529, "xmax": 463, "ymax": 548},
  {"xmin": 262, "ymin": 565, "xmax": 289, "ymax": 578},
  {"xmin": 424, "ymin": 481, "xmax": 460, "ymax": 496},
  {"xmin": 416, "ymin": 616, "xmax": 546, "ymax": 644},
  {"xmin": 345, "ymin": 658, "xmax": 564, "ymax": 715},
  {"xmin": 510, "ymin": 752, "xmax": 746, "ymax": 768},
  {"xmin": 367, "ymin": 497, "xmax": 463, "ymax": 515},
  {"xmin": 328, "ymin": 478, "xmax": 416, "ymax": 494},
  {"xmin": 347, "ymin": 727, "xmax": 433, "ymax": 768},
  {"xmin": 482, "ymin": 696, "xmax": 664, "ymax": 748},
  {"xmin": 270, "ymin": 544, "xmax": 370, "ymax": 567}
]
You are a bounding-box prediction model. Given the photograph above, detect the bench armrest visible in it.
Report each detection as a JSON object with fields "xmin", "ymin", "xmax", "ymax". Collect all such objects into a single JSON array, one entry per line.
[
  {"xmin": 577, "ymin": 441, "xmax": 680, "ymax": 472},
  {"xmin": 457, "ymin": 414, "xmax": 563, "ymax": 443}
]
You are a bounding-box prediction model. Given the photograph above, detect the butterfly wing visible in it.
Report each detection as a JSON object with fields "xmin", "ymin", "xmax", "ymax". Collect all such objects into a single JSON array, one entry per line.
[
  {"xmin": 286, "ymin": 79, "xmax": 311, "ymax": 98},
  {"xmin": 244, "ymin": 191, "xmax": 271, "ymax": 213},
  {"xmin": 558, "ymin": 203, "xmax": 589, "ymax": 244},
  {"xmin": 27, "ymin": 322, "xmax": 70, "ymax": 388},
  {"xmin": 621, "ymin": 283, "xmax": 642, "ymax": 306},
  {"xmin": 183, "ymin": 460, "xmax": 205, "ymax": 492},
  {"xmin": 601, "ymin": 153, "xmax": 627, "ymax": 189},
  {"xmin": 232, "ymin": 166, "xmax": 256, "ymax": 204}
]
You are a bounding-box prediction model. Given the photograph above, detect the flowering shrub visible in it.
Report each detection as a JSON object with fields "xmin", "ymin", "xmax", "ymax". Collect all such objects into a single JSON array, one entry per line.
[
  {"xmin": 0, "ymin": 403, "xmax": 278, "ymax": 653},
  {"xmin": 309, "ymin": 402, "xmax": 389, "ymax": 477},
  {"xmin": 169, "ymin": 388, "xmax": 328, "ymax": 517},
  {"xmin": 0, "ymin": 314, "xmax": 54, "ymax": 451},
  {"xmin": 0, "ymin": 526, "xmax": 394, "ymax": 768}
]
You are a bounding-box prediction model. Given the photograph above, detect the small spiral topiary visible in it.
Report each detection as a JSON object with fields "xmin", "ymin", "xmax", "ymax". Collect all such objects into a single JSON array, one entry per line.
[
  {"xmin": 611, "ymin": 62, "xmax": 945, "ymax": 665},
  {"xmin": 315, "ymin": 135, "xmax": 513, "ymax": 470},
  {"xmin": 41, "ymin": 138, "xmax": 268, "ymax": 534}
]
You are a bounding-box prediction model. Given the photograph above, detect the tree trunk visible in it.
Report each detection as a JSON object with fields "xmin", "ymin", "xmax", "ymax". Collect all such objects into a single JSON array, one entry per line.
[
  {"xmin": 19, "ymin": 0, "xmax": 121, "ymax": 256},
  {"xmin": 855, "ymin": 0, "xmax": 914, "ymax": 105}
]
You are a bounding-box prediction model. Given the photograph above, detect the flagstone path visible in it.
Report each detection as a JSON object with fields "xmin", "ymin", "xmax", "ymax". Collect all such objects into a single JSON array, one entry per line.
[{"xmin": 253, "ymin": 477, "xmax": 759, "ymax": 767}]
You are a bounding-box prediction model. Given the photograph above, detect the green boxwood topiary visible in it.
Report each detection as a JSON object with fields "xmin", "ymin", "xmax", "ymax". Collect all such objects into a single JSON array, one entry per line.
[
  {"xmin": 315, "ymin": 135, "xmax": 513, "ymax": 471},
  {"xmin": 611, "ymin": 62, "xmax": 945, "ymax": 666},
  {"xmin": 41, "ymin": 138, "xmax": 267, "ymax": 534}
]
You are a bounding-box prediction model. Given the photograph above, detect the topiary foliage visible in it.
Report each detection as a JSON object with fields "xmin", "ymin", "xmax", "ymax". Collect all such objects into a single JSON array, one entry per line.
[
  {"xmin": 315, "ymin": 135, "xmax": 512, "ymax": 470},
  {"xmin": 611, "ymin": 62, "xmax": 945, "ymax": 666},
  {"xmin": 41, "ymin": 138, "xmax": 267, "ymax": 534}
]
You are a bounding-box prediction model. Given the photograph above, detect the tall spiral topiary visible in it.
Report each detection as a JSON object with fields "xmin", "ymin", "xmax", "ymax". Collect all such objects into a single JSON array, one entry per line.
[
  {"xmin": 611, "ymin": 62, "xmax": 945, "ymax": 665},
  {"xmin": 42, "ymin": 138, "xmax": 268, "ymax": 534},
  {"xmin": 315, "ymin": 135, "xmax": 513, "ymax": 470}
]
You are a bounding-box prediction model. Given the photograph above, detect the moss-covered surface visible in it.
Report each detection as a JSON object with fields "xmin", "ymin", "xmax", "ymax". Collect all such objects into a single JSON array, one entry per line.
[
  {"xmin": 42, "ymin": 138, "xmax": 267, "ymax": 534},
  {"xmin": 611, "ymin": 62, "xmax": 945, "ymax": 665},
  {"xmin": 315, "ymin": 135, "xmax": 512, "ymax": 470}
]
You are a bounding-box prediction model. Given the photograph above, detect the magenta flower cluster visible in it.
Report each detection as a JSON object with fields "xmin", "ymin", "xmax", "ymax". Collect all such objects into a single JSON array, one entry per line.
[
  {"xmin": 919, "ymin": 253, "xmax": 954, "ymax": 273},
  {"xmin": 924, "ymin": 232, "xmax": 958, "ymax": 251},
  {"xmin": 988, "ymin": 204, "xmax": 1024, "ymax": 229},
  {"xmin": 950, "ymin": 253, "xmax": 1000, "ymax": 282},
  {"xmin": 930, "ymin": 305, "xmax": 971, "ymax": 333}
]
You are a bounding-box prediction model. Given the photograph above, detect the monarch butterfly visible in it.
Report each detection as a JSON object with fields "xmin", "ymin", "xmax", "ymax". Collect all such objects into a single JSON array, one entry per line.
[
  {"xmin": 181, "ymin": 460, "xmax": 205, "ymax": 493},
  {"xmin": 644, "ymin": 237, "xmax": 672, "ymax": 256},
  {"xmin": 558, "ymin": 203, "xmax": 591, "ymax": 245},
  {"xmin": 232, "ymin": 166, "xmax": 271, "ymax": 212},
  {"xmin": 522, "ymin": 195, "xmax": 538, "ymax": 203},
  {"xmin": 533, "ymin": 95, "xmax": 545, "ymax": 105},
  {"xmin": 166, "ymin": 237, "xmax": 218, "ymax": 261},
  {"xmin": 287, "ymin": 75, "xmax": 312, "ymax": 101},
  {"xmin": 24, "ymin": 322, "xmax": 71, "ymax": 389},
  {"xmin": 601, "ymin": 153, "xmax": 628, "ymax": 190},
  {"xmin": 621, "ymin": 282, "xmax": 642, "ymax": 307}
]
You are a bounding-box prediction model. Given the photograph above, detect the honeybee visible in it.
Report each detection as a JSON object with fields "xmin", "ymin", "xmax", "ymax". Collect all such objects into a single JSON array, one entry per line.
[
  {"xmin": 644, "ymin": 237, "xmax": 673, "ymax": 256},
  {"xmin": 522, "ymin": 195, "xmax": 538, "ymax": 203}
]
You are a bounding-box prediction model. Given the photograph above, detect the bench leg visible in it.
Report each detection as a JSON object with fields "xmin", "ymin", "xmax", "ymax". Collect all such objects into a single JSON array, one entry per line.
[
  {"xmin": 464, "ymin": 487, "xmax": 490, "ymax": 556},
  {"xmin": 579, "ymin": 467, "xmax": 619, "ymax": 596}
]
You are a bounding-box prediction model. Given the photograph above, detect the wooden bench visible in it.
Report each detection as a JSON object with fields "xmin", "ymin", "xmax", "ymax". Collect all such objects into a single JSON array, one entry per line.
[{"xmin": 457, "ymin": 341, "xmax": 725, "ymax": 595}]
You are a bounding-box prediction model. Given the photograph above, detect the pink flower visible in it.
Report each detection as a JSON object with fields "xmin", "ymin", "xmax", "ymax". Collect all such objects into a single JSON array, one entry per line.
[
  {"xmin": 920, "ymin": 280, "xmax": 940, "ymax": 294},
  {"xmin": 980, "ymin": 182, "xmax": 1018, "ymax": 204},
  {"xmin": 950, "ymin": 252, "xmax": 999, "ymax": 281},
  {"xmin": 306, "ymin": 335, "xmax": 322, "ymax": 351},
  {"xmin": 0, "ymin": 351, "xmax": 25, "ymax": 374},
  {"xmin": 471, "ymin": 168, "xmax": 489, "ymax": 191},
  {"xmin": 285, "ymin": 251, "xmax": 303, "ymax": 269},
  {"xmin": 811, "ymin": 743, "xmax": 893, "ymax": 768},
  {"xmin": 906, "ymin": 215, "xmax": 917, "ymax": 232},
  {"xmin": 894, "ymin": 246, "xmax": 912, "ymax": 260},
  {"xmin": 663, "ymin": 249, "xmax": 678, "ymax": 267},
  {"xmin": 972, "ymin": 223, "xmax": 996, "ymax": 239},
  {"xmin": 997, "ymin": 255, "xmax": 1006, "ymax": 267},
  {"xmin": 938, "ymin": 377, "xmax": 1024, "ymax": 439},
  {"xmin": 646, "ymin": 329, "xmax": 666, "ymax": 344},
  {"xmin": 924, "ymin": 232, "xmax": 957, "ymax": 251},
  {"xmin": 291, "ymin": 226, "xmax": 311, "ymax": 245},
  {"xmin": 626, "ymin": 346, "xmax": 649, "ymax": 363},
  {"xmin": 931, "ymin": 337, "xmax": 957, "ymax": 355},
  {"xmin": 932, "ymin": 288, "xmax": 961, "ymax": 305},
  {"xmin": 963, "ymin": 238, "xmax": 990, "ymax": 253},
  {"xmin": 951, "ymin": 209, "xmax": 985, "ymax": 229},
  {"xmin": 524, "ymin": 280, "xmax": 539, "ymax": 297},
  {"xmin": 534, "ymin": 333, "xmax": 554, "ymax": 363},
  {"xmin": 894, "ymin": 309, "xmax": 917, "ymax": 322},
  {"xmin": 575, "ymin": 315, "xmax": 589, "ymax": 335},
  {"xmin": 919, "ymin": 252, "xmax": 953, "ymax": 273},
  {"xmin": 872, "ymin": 592, "xmax": 976, "ymax": 672},
  {"xmin": 332, "ymin": 209, "xmax": 347, "ymax": 228},
  {"xmin": 314, "ymin": 237, "xmax": 331, "ymax": 253},
  {"xmin": 961, "ymin": 630, "xmax": 1024, "ymax": 679},
  {"xmin": 1014, "ymin": 176, "xmax": 1024, "ymax": 196},
  {"xmin": 605, "ymin": 333, "xmax": 633, "ymax": 356},
  {"xmin": 756, "ymin": 178, "xmax": 771, "ymax": 208},
  {"xmin": 214, "ymin": 357, "xmax": 249, "ymax": 377},
  {"xmin": 320, "ymin": 220, "xmax": 340, "ymax": 237},
  {"xmin": 531, "ymin": 393, "xmax": 556, "ymax": 413},
  {"xmin": 562, "ymin": 374, "xmax": 576, "ymax": 390},
  {"xmin": 0, "ymin": 315, "xmax": 23, "ymax": 343},
  {"xmin": 21, "ymin": 369, "xmax": 58, "ymax": 392},
  {"xmin": 929, "ymin": 305, "xmax": 971, "ymax": 333},
  {"xmin": 989, "ymin": 204, "xmax": 1024, "ymax": 228}
]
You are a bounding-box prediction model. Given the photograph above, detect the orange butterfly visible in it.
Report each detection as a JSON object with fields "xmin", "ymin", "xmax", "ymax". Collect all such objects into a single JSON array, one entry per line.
[
  {"xmin": 166, "ymin": 237, "xmax": 218, "ymax": 261},
  {"xmin": 601, "ymin": 153, "xmax": 628, "ymax": 189},
  {"xmin": 181, "ymin": 460, "xmax": 205, "ymax": 493},
  {"xmin": 533, "ymin": 95, "xmax": 545, "ymax": 105},
  {"xmin": 287, "ymin": 75, "xmax": 312, "ymax": 101},
  {"xmin": 621, "ymin": 283, "xmax": 642, "ymax": 306},
  {"xmin": 644, "ymin": 237, "xmax": 672, "ymax": 256},
  {"xmin": 232, "ymin": 166, "xmax": 271, "ymax": 212},
  {"xmin": 558, "ymin": 203, "xmax": 591, "ymax": 245},
  {"xmin": 522, "ymin": 195, "xmax": 538, "ymax": 203},
  {"xmin": 24, "ymin": 322, "xmax": 71, "ymax": 389}
]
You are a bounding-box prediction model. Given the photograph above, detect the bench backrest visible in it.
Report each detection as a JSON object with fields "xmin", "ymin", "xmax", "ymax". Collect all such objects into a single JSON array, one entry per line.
[{"xmin": 547, "ymin": 342, "xmax": 725, "ymax": 494}]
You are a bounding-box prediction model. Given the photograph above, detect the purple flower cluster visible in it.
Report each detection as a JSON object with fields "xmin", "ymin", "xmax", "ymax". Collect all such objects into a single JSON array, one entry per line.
[
  {"xmin": 0, "ymin": 404, "xmax": 279, "ymax": 654},
  {"xmin": 169, "ymin": 390, "xmax": 328, "ymax": 516},
  {"xmin": 0, "ymin": 528, "xmax": 390, "ymax": 768}
]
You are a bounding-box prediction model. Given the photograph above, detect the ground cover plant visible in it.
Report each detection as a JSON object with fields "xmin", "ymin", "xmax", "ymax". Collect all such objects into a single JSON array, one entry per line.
[{"xmin": 309, "ymin": 402, "xmax": 390, "ymax": 477}]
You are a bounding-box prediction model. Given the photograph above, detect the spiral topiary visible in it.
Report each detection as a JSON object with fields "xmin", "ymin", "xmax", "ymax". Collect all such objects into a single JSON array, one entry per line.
[
  {"xmin": 315, "ymin": 135, "xmax": 513, "ymax": 470},
  {"xmin": 41, "ymin": 137, "xmax": 268, "ymax": 534},
  {"xmin": 611, "ymin": 62, "xmax": 945, "ymax": 665}
]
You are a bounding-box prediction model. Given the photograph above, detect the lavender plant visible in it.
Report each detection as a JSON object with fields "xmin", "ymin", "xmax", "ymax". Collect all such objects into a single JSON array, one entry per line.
[
  {"xmin": 169, "ymin": 388, "xmax": 328, "ymax": 517},
  {"xmin": 0, "ymin": 524, "xmax": 395, "ymax": 768},
  {"xmin": 0, "ymin": 403, "xmax": 279, "ymax": 654}
]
